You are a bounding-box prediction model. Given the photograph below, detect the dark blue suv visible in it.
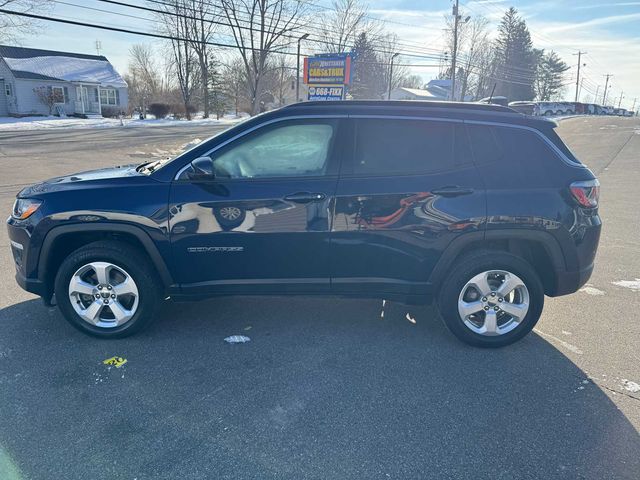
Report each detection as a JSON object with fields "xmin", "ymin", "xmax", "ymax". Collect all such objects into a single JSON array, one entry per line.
[{"xmin": 7, "ymin": 101, "xmax": 601, "ymax": 347}]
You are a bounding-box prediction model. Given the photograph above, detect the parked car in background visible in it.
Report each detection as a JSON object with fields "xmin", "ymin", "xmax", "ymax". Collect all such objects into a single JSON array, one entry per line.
[{"xmin": 508, "ymin": 101, "xmax": 536, "ymax": 115}]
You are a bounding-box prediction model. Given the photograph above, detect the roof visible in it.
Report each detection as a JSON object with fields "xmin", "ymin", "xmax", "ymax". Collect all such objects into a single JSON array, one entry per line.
[
  {"xmin": 285, "ymin": 100, "xmax": 516, "ymax": 113},
  {"xmin": 0, "ymin": 45, "xmax": 127, "ymax": 87},
  {"xmin": 393, "ymin": 87, "xmax": 441, "ymax": 99}
]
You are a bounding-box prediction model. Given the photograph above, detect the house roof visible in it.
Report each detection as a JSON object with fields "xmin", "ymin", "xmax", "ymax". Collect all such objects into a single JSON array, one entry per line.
[
  {"xmin": 0, "ymin": 45, "xmax": 127, "ymax": 87},
  {"xmin": 393, "ymin": 87, "xmax": 442, "ymax": 99}
]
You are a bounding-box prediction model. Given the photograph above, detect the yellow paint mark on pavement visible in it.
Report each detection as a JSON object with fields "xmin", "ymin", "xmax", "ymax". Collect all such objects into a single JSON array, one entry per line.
[{"xmin": 103, "ymin": 356, "xmax": 127, "ymax": 368}]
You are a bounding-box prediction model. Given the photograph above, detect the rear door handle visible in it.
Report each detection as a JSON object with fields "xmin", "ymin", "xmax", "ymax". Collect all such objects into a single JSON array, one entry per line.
[
  {"xmin": 284, "ymin": 192, "xmax": 326, "ymax": 203},
  {"xmin": 431, "ymin": 186, "xmax": 474, "ymax": 197}
]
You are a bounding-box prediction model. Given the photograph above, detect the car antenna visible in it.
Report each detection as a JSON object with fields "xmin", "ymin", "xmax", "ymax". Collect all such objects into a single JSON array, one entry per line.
[{"xmin": 488, "ymin": 83, "xmax": 497, "ymax": 104}]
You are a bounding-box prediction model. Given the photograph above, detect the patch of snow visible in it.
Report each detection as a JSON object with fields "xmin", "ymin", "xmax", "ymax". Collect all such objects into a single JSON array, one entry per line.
[
  {"xmin": 611, "ymin": 279, "xmax": 640, "ymax": 291},
  {"xmin": 224, "ymin": 335, "xmax": 250, "ymax": 344},
  {"xmin": 580, "ymin": 284, "xmax": 605, "ymax": 296},
  {"xmin": 0, "ymin": 114, "xmax": 245, "ymax": 131},
  {"xmin": 622, "ymin": 380, "xmax": 640, "ymax": 393}
]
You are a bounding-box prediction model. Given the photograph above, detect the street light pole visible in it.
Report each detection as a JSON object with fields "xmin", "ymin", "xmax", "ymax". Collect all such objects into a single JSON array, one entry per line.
[
  {"xmin": 388, "ymin": 53, "xmax": 399, "ymax": 100},
  {"xmin": 296, "ymin": 33, "xmax": 310, "ymax": 103}
]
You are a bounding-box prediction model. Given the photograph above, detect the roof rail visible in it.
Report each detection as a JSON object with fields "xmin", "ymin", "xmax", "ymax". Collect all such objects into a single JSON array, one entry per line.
[{"xmin": 283, "ymin": 100, "xmax": 517, "ymax": 113}]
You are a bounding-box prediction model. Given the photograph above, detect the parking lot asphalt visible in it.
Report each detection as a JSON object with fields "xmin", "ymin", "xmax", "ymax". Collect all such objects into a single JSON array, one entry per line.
[{"xmin": 0, "ymin": 117, "xmax": 639, "ymax": 479}]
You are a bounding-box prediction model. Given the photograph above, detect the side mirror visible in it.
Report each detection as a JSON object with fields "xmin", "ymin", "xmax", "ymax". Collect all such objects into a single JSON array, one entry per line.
[{"xmin": 188, "ymin": 156, "xmax": 214, "ymax": 180}]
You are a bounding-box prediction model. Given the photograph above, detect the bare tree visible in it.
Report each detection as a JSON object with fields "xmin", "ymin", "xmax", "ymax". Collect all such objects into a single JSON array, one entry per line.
[
  {"xmin": 220, "ymin": 0, "xmax": 306, "ymax": 116},
  {"xmin": 377, "ymin": 33, "xmax": 409, "ymax": 96},
  {"xmin": 318, "ymin": 0, "xmax": 380, "ymax": 53},
  {"xmin": 222, "ymin": 59, "xmax": 248, "ymax": 116},
  {"xmin": 33, "ymin": 85, "xmax": 62, "ymax": 115},
  {"xmin": 183, "ymin": 0, "xmax": 218, "ymax": 118},
  {"xmin": 398, "ymin": 74, "xmax": 423, "ymax": 89},
  {"xmin": 0, "ymin": 0, "xmax": 50, "ymax": 43},
  {"xmin": 155, "ymin": 0, "xmax": 197, "ymax": 119},
  {"xmin": 127, "ymin": 43, "xmax": 161, "ymax": 113}
]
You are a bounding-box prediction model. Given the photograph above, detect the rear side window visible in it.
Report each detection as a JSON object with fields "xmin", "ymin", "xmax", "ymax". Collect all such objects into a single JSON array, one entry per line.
[
  {"xmin": 351, "ymin": 119, "xmax": 467, "ymax": 176},
  {"xmin": 466, "ymin": 124, "xmax": 566, "ymax": 185}
]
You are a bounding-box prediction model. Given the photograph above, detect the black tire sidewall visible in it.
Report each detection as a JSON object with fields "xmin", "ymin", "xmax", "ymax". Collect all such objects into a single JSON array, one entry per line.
[
  {"xmin": 54, "ymin": 243, "xmax": 160, "ymax": 338},
  {"xmin": 438, "ymin": 252, "xmax": 544, "ymax": 348}
]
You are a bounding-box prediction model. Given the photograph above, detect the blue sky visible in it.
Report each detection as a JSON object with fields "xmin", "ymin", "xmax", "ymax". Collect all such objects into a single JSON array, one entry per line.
[{"xmin": 12, "ymin": 0, "xmax": 640, "ymax": 109}]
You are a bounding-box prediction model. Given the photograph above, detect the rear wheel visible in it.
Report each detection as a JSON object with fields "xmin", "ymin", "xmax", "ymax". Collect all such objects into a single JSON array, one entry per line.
[
  {"xmin": 437, "ymin": 251, "xmax": 544, "ymax": 347},
  {"xmin": 54, "ymin": 241, "xmax": 161, "ymax": 338}
]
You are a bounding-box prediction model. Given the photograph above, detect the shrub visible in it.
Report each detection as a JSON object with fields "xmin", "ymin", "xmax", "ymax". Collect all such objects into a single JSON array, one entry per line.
[
  {"xmin": 101, "ymin": 106, "xmax": 123, "ymax": 118},
  {"xmin": 148, "ymin": 102, "xmax": 170, "ymax": 119},
  {"xmin": 170, "ymin": 103, "xmax": 197, "ymax": 119}
]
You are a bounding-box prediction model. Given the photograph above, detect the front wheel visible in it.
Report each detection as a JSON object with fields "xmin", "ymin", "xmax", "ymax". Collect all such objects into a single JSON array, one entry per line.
[
  {"xmin": 437, "ymin": 251, "xmax": 544, "ymax": 347},
  {"xmin": 54, "ymin": 241, "xmax": 161, "ymax": 338}
]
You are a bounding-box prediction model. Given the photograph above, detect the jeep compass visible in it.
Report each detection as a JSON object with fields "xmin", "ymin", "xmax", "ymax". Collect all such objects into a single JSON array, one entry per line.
[{"xmin": 7, "ymin": 101, "xmax": 601, "ymax": 347}]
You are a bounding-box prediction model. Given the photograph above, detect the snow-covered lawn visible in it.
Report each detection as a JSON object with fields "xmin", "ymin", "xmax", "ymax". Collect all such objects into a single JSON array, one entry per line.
[{"xmin": 0, "ymin": 114, "xmax": 247, "ymax": 131}]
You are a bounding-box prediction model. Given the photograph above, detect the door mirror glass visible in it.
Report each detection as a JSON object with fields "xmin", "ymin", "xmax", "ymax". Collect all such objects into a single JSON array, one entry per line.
[{"xmin": 188, "ymin": 156, "xmax": 214, "ymax": 179}]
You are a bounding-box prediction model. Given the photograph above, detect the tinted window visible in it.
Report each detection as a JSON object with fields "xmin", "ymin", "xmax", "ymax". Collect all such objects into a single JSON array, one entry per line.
[
  {"xmin": 467, "ymin": 124, "xmax": 565, "ymax": 185},
  {"xmin": 352, "ymin": 119, "xmax": 460, "ymax": 175},
  {"xmin": 210, "ymin": 120, "xmax": 336, "ymax": 179}
]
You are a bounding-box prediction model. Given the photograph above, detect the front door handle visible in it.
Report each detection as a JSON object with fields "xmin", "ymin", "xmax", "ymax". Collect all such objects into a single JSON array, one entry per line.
[
  {"xmin": 431, "ymin": 186, "xmax": 474, "ymax": 197},
  {"xmin": 284, "ymin": 192, "xmax": 326, "ymax": 203}
]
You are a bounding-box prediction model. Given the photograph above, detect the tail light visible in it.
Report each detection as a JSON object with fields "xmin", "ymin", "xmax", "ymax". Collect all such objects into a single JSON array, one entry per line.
[{"xmin": 570, "ymin": 179, "xmax": 600, "ymax": 208}]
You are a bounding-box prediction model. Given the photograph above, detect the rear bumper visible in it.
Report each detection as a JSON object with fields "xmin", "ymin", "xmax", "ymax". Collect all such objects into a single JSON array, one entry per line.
[{"xmin": 551, "ymin": 262, "xmax": 594, "ymax": 297}]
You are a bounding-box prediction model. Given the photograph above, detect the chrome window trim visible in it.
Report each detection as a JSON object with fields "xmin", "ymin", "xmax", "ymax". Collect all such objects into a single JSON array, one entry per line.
[
  {"xmin": 173, "ymin": 114, "xmax": 347, "ymax": 180},
  {"xmin": 463, "ymin": 119, "xmax": 584, "ymax": 168},
  {"xmin": 174, "ymin": 112, "xmax": 582, "ymax": 179}
]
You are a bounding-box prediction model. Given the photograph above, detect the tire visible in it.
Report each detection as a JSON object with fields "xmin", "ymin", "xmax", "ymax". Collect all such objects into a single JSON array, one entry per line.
[
  {"xmin": 544, "ymin": 110, "xmax": 553, "ymax": 116},
  {"xmin": 437, "ymin": 250, "xmax": 544, "ymax": 348},
  {"xmin": 213, "ymin": 206, "xmax": 246, "ymax": 231},
  {"xmin": 54, "ymin": 240, "xmax": 162, "ymax": 338}
]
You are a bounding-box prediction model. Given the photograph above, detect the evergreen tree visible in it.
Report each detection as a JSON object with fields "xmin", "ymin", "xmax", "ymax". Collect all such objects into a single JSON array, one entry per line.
[
  {"xmin": 494, "ymin": 7, "xmax": 536, "ymax": 100},
  {"xmin": 534, "ymin": 50, "xmax": 569, "ymax": 101},
  {"xmin": 349, "ymin": 33, "xmax": 386, "ymax": 99},
  {"xmin": 207, "ymin": 59, "xmax": 228, "ymax": 120}
]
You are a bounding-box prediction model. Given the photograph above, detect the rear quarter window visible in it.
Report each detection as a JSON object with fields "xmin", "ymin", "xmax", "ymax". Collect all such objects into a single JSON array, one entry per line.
[{"xmin": 466, "ymin": 124, "xmax": 568, "ymax": 187}]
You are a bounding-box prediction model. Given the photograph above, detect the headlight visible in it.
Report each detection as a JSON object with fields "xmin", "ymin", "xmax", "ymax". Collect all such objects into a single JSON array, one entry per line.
[{"xmin": 12, "ymin": 198, "xmax": 42, "ymax": 220}]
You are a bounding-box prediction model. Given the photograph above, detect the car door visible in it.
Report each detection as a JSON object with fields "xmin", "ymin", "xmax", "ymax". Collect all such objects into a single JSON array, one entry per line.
[
  {"xmin": 331, "ymin": 116, "xmax": 486, "ymax": 298},
  {"xmin": 169, "ymin": 117, "xmax": 345, "ymax": 295}
]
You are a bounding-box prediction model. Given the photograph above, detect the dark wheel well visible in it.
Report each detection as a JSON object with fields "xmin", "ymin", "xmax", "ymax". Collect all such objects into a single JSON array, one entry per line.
[
  {"xmin": 442, "ymin": 239, "xmax": 556, "ymax": 296},
  {"xmin": 42, "ymin": 231, "xmax": 165, "ymax": 296}
]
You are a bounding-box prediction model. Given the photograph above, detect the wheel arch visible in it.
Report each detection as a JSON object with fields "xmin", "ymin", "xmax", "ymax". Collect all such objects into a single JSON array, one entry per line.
[
  {"xmin": 38, "ymin": 223, "xmax": 174, "ymax": 300},
  {"xmin": 428, "ymin": 230, "xmax": 566, "ymax": 296}
]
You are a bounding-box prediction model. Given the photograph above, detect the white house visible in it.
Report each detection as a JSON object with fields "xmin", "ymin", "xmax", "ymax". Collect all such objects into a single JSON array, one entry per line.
[
  {"xmin": 0, "ymin": 45, "xmax": 127, "ymax": 117},
  {"xmin": 390, "ymin": 79, "xmax": 472, "ymax": 102}
]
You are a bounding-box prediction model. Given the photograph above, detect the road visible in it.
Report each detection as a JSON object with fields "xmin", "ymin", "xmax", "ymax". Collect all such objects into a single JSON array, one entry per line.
[{"xmin": 0, "ymin": 117, "xmax": 639, "ymax": 479}]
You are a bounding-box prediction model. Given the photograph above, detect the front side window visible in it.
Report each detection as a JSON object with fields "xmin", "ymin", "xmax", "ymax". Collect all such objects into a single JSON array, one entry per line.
[
  {"xmin": 51, "ymin": 86, "xmax": 64, "ymax": 103},
  {"xmin": 209, "ymin": 121, "xmax": 336, "ymax": 179},
  {"xmin": 100, "ymin": 88, "xmax": 117, "ymax": 105},
  {"xmin": 5, "ymin": 83, "xmax": 12, "ymax": 96},
  {"xmin": 352, "ymin": 119, "xmax": 457, "ymax": 175}
]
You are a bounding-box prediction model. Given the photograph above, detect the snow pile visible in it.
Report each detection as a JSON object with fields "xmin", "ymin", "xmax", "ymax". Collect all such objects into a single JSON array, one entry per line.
[
  {"xmin": 5, "ymin": 55, "xmax": 127, "ymax": 87},
  {"xmin": 0, "ymin": 114, "xmax": 246, "ymax": 131}
]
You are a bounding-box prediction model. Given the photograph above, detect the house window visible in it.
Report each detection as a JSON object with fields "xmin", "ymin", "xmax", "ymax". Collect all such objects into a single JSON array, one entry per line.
[
  {"xmin": 51, "ymin": 86, "xmax": 65, "ymax": 103},
  {"xmin": 100, "ymin": 88, "xmax": 118, "ymax": 105},
  {"xmin": 5, "ymin": 83, "xmax": 11, "ymax": 96}
]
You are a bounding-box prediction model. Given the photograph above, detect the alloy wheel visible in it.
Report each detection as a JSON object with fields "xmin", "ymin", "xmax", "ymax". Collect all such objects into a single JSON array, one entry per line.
[
  {"xmin": 457, "ymin": 270, "xmax": 530, "ymax": 336},
  {"xmin": 68, "ymin": 262, "xmax": 139, "ymax": 328}
]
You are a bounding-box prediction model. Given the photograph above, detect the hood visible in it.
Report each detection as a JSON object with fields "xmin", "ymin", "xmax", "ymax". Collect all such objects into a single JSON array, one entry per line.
[{"xmin": 18, "ymin": 164, "xmax": 141, "ymax": 197}]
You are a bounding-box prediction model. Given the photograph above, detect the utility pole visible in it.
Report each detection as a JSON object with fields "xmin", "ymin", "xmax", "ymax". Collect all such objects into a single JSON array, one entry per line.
[
  {"xmin": 450, "ymin": 0, "xmax": 460, "ymax": 101},
  {"xmin": 388, "ymin": 53, "xmax": 399, "ymax": 100},
  {"xmin": 602, "ymin": 74, "xmax": 613, "ymax": 104},
  {"xmin": 573, "ymin": 51, "xmax": 587, "ymax": 102},
  {"xmin": 594, "ymin": 85, "xmax": 600, "ymax": 103},
  {"xmin": 94, "ymin": 40, "xmax": 102, "ymax": 56},
  {"xmin": 618, "ymin": 91, "xmax": 624, "ymax": 108},
  {"xmin": 296, "ymin": 33, "xmax": 309, "ymax": 103},
  {"xmin": 631, "ymin": 98, "xmax": 637, "ymax": 112}
]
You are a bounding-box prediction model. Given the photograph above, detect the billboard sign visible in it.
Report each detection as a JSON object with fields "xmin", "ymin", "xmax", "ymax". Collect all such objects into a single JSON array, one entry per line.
[
  {"xmin": 307, "ymin": 85, "xmax": 345, "ymax": 101},
  {"xmin": 303, "ymin": 54, "xmax": 351, "ymax": 85}
]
